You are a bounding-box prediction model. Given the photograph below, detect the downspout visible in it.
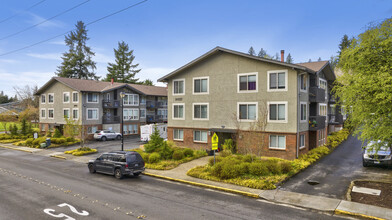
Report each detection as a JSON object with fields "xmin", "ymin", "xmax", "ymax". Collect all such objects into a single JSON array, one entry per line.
[{"xmin": 296, "ymin": 71, "xmax": 300, "ymax": 159}]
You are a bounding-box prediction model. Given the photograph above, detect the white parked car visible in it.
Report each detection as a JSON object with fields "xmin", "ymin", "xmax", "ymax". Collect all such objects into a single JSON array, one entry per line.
[{"xmin": 94, "ymin": 130, "xmax": 122, "ymax": 141}]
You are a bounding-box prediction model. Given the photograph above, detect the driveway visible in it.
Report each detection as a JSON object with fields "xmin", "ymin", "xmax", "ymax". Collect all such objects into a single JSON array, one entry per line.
[{"xmin": 280, "ymin": 135, "xmax": 392, "ymax": 199}]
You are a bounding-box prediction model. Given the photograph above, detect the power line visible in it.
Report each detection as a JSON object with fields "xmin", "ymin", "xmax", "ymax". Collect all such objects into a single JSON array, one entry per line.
[
  {"xmin": 0, "ymin": 0, "xmax": 91, "ymax": 41},
  {"xmin": 0, "ymin": 0, "xmax": 148, "ymax": 57},
  {"xmin": 0, "ymin": 0, "xmax": 47, "ymax": 24}
]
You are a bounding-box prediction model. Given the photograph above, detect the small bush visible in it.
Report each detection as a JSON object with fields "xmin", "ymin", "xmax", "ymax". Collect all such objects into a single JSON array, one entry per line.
[
  {"xmin": 242, "ymin": 154, "xmax": 256, "ymax": 163},
  {"xmin": 25, "ymin": 138, "xmax": 34, "ymax": 146},
  {"xmin": 53, "ymin": 128, "xmax": 62, "ymax": 138},
  {"xmin": 46, "ymin": 130, "xmax": 52, "ymax": 137},
  {"xmin": 208, "ymin": 157, "xmax": 223, "ymax": 166},
  {"xmin": 222, "ymin": 139, "xmax": 236, "ymax": 153},
  {"xmin": 158, "ymin": 142, "xmax": 173, "ymax": 160},
  {"xmin": 249, "ymin": 162, "xmax": 269, "ymax": 176},
  {"xmin": 140, "ymin": 152, "xmax": 150, "ymax": 162},
  {"xmin": 183, "ymin": 148, "xmax": 194, "ymax": 157},
  {"xmin": 219, "ymin": 150, "xmax": 232, "ymax": 157},
  {"xmin": 149, "ymin": 152, "xmax": 161, "ymax": 163},
  {"xmin": 66, "ymin": 137, "xmax": 74, "ymax": 142},
  {"xmin": 265, "ymin": 160, "xmax": 281, "ymax": 175},
  {"xmin": 194, "ymin": 149, "xmax": 208, "ymax": 158},
  {"xmin": 32, "ymin": 137, "xmax": 46, "ymax": 146},
  {"xmin": 172, "ymin": 150, "xmax": 185, "ymax": 160},
  {"xmin": 280, "ymin": 161, "xmax": 293, "ymax": 174}
]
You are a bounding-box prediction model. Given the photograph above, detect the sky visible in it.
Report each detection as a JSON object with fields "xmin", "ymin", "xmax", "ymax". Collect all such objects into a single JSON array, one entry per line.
[{"xmin": 0, "ymin": 0, "xmax": 391, "ymax": 96}]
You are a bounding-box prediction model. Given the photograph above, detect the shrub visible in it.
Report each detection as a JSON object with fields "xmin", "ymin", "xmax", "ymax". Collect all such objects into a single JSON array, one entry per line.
[
  {"xmin": 222, "ymin": 139, "xmax": 236, "ymax": 153},
  {"xmin": 53, "ymin": 128, "xmax": 62, "ymax": 138},
  {"xmin": 194, "ymin": 149, "xmax": 208, "ymax": 158},
  {"xmin": 172, "ymin": 150, "xmax": 185, "ymax": 160},
  {"xmin": 280, "ymin": 161, "xmax": 293, "ymax": 174},
  {"xmin": 149, "ymin": 152, "xmax": 161, "ymax": 163},
  {"xmin": 25, "ymin": 138, "xmax": 34, "ymax": 146},
  {"xmin": 32, "ymin": 137, "xmax": 46, "ymax": 146},
  {"xmin": 57, "ymin": 138, "xmax": 66, "ymax": 144},
  {"xmin": 265, "ymin": 160, "xmax": 281, "ymax": 175},
  {"xmin": 140, "ymin": 152, "xmax": 150, "ymax": 162},
  {"xmin": 0, "ymin": 134, "xmax": 11, "ymax": 140},
  {"xmin": 249, "ymin": 162, "xmax": 269, "ymax": 176},
  {"xmin": 208, "ymin": 157, "xmax": 223, "ymax": 166},
  {"xmin": 242, "ymin": 154, "xmax": 256, "ymax": 163},
  {"xmin": 145, "ymin": 126, "xmax": 164, "ymax": 153},
  {"xmin": 20, "ymin": 119, "xmax": 27, "ymax": 135},
  {"xmin": 10, "ymin": 124, "xmax": 18, "ymax": 135},
  {"xmin": 219, "ymin": 150, "xmax": 232, "ymax": 157},
  {"xmin": 158, "ymin": 141, "xmax": 173, "ymax": 160},
  {"xmin": 65, "ymin": 147, "xmax": 97, "ymax": 156},
  {"xmin": 46, "ymin": 130, "xmax": 52, "ymax": 137},
  {"xmin": 66, "ymin": 137, "xmax": 74, "ymax": 142},
  {"xmin": 183, "ymin": 148, "xmax": 194, "ymax": 157}
]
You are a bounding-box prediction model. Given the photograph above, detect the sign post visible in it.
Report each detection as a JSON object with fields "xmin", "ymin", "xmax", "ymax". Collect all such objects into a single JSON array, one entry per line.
[{"xmin": 211, "ymin": 133, "xmax": 219, "ymax": 165}]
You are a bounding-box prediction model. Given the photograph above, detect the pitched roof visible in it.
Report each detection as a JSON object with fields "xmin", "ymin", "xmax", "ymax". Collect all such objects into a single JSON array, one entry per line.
[
  {"xmin": 158, "ymin": 46, "xmax": 316, "ymax": 82},
  {"xmin": 296, "ymin": 61, "xmax": 329, "ymax": 72},
  {"xmin": 36, "ymin": 77, "xmax": 167, "ymax": 96}
]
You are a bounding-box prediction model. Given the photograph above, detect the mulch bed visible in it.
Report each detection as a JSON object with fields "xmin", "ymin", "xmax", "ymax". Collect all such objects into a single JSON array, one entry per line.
[{"xmin": 350, "ymin": 181, "xmax": 392, "ymax": 209}]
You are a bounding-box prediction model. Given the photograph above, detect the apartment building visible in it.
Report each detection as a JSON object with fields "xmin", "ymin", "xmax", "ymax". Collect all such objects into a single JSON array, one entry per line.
[
  {"xmin": 158, "ymin": 47, "xmax": 342, "ymax": 160},
  {"xmin": 35, "ymin": 77, "xmax": 167, "ymax": 138}
]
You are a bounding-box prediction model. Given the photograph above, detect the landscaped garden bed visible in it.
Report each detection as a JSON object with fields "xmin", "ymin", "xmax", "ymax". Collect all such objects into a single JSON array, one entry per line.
[
  {"xmin": 65, "ymin": 147, "xmax": 97, "ymax": 156},
  {"xmin": 187, "ymin": 128, "xmax": 350, "ymax": 190}
]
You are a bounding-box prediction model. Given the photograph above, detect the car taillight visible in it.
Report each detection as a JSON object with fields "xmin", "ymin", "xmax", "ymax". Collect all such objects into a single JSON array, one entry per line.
[
  {"xmin": 125, "ymin": 164, "xmax": 128, "ymax": 168},
  {"xmin": 98, "ymin": 133, "xmax": 102, "ymax": 135}
]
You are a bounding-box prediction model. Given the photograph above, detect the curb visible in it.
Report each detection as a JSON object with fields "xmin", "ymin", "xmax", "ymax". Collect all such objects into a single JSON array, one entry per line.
[
  {"xmin": 143, "ymin": 172, "xmax": 259, "ymax": 198},
  {"xmin": 0, "ymin": 145, "xmax": 33, "ymax": 153},
  {"xmin": 50, "ymin": 155, "xmax": 67, "ymax": 160},
  {"xmin": 334, "ymin": 209, "xmax": 386, "ymax": 220}
]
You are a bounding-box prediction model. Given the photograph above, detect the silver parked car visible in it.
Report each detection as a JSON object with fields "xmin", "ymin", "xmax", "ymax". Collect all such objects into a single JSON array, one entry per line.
[
  {"xmin": 363, "ymin": 141, "xmax": 392, "ymax": 167},
  {"xmin": 94, "ymin": 130, "xmax": 122, "ymax": 141}
]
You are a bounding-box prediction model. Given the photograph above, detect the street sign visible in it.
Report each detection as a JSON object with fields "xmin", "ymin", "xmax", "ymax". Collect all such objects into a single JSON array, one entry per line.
[{"xmin": 211, "ymin": 133, "xmax": 219, "ymax": 150}]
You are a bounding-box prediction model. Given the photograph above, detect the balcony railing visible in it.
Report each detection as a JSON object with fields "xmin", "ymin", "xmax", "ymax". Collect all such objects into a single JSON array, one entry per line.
[
  {"xmin": 328, "ymin": 114, "xmax": 343, "ymax": 124},
  {"xmin": 146, "ymin": 115, "xmax": 167, "ymax": 123},
  {"xmin": 145, "ymin": 101, "xmax": 168, "ymax": 109},
  {"xmin": 309, "ymin": 87, "xmax": 326, "ymax": 103},
  {"xmin": 102, "ymin": 115, "xmax": 120, "ymax": 124},
  {"xmin": 309, "ymin": 115, "xmax": 326, "ymax": 131},
  {"xmin": 102, "ymin": 100, "xmax": 120, "ymax": 108}
]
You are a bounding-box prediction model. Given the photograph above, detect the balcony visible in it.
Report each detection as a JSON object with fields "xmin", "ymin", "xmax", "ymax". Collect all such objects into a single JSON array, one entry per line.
[
  {"xmin": 328, "ymin": 114, "xmax": 343, "ymax": 124},
  {"xmin": 102, "ymin": 115, "xmax": 120, "ymax": 124},
  {"xmin": 309, "ymin": 87, "xmax": 326, "ymax": 103},
  {"xmin": 146, "ymin": 115, "xmax": 167, "ymax": 123},
  {"xmin": 102, "ymin": 100, "xmax": 120, "ymax": 108},
  {"xmin": 309, "ymin": 115, "xmax": 326, "ymax": 131}
]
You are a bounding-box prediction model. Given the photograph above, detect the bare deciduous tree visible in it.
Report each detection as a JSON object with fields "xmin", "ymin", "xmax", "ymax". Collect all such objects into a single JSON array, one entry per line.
[{"xmin": 13, "ymin": 85, "xmax": 39, "ymax": 108}]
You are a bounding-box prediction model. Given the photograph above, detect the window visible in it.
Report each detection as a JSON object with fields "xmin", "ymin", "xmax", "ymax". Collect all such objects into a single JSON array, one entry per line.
[
  {"xmin": 87, "ymin": 93, "xmax": 98, "ymax": 103},
  {"xmin": 88, "ymin": 126, "xmax": 98, "ymax": 134},
  {"xmin": 63, "ymin": 92, "xmax": 70, "ymax": 103},
  {"xmin": 238, "ymin": 73, "xmax": 257, "ymax": 92},
  {"xmin": 48, "ymin": 93, "xmax": 54, "ymax": 103},
  {"xmin": 300, "ymin": 102, "xmax": 307, "ymax": 122},
  {"xmin": 48, "ymin": 108, "xmax": 54, "ymax": 119},
  {"xmin": 173, "ymin": 79, "xmax": 185, "ymax": 95},
  {"xmin": 319, "ymin": 78, "xmax": 327, "ymax": 100},
  {"xmin": 158, "ymin": 108, "xmax": 168, "ymax": 119},
  {"xmin": 173, "ymin": 129, "xmax": 184, "ymax": 141},
  {"xmin": 72, "ymin": 108, "xmax": 79, "ymax": 120},
  {"xmin": 194, "ymin": 130, "xmax": 207, "ymax": 143},
  {"xmin": 300, "ymin": 74, "xmax": 307, "ymax": 91},
  {"xmin": 63, "ymin": 108, "xmax": 70, "ymax": 119},
  {"xmin": 173, "ymin": 103, "xmax": 185, "ymax": 120},
  {"xmin": 318, "ymin": 129, "xmax": 326, "ymax": 146},
  {"xmin": 193, "ymin": 103, "xmax": 208, "ymax": 120},
  {"xmin": 106, "ymin": 93, "xmax": 110, "ymax": 101},
  {"xmin": 193, "ymin": 77, "xmax": 208, "ymax": 94},
  {"xmin": 300, "ymin": 134, "xmax": 305, "ymax": 149},
  {"xmin": 140, "ymin": 109, "xmax": 146, "ymax": 118},
  {"xmin": 87, "ymin": 108, "xmax": 98, "ymax": 120},
  {"xmin": 40, "ymin": 109, "xmax": 46, "ymax": 119},
  {"xmin": 123, "ymin": 109, "xmax": 139, "ymax": 120},
  {"xmin": 123, "ymin": 94, "xmax": 139, "ymax": 106},
  {"xmin": 319, "ymin": 104, "xmax": 327, "ymax": 116},
  {"xmin": 269, "ymin": 135, "xmax": 286, "ymax": 149},
  {"xmin": 238, "ymin": 102, "xmax": 257, "ymax": 121},
  {"xmin": 123, "ymin": 124, "xmax": 138, "ymax": 134},
  {"xmin": 72, "ymin": 92, "xmax": 79, "ymax": 103},
  {"xmin": 41, "ymin": 94, "xmax": 46, "ymax": 104},
  {"xmin": 268, "ymin": 102, "xmax": 287, "ymax": 122},
  {"xmin": 140, "ymin": 96, "xmax": 146, "ymax": 104},
  {"xmin": 268, "ymin": 70, "xmax": 287, "ymax": 91},
  {"xmin": 158, "ymin": 97, "xmax": 167, "ymax": 106}
]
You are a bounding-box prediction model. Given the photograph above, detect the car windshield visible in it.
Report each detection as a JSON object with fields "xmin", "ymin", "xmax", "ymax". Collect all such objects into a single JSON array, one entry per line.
[
  {"xmin": 95, "ymin": 131, "xmax": 102, "ymax": 134},
  {"xmin": 367, "ymin": 141, "xmax": 390, "ymax": 151},
  {"xmin": 126, "ymin": 154, "xmax": 137, "ymax": 162}
]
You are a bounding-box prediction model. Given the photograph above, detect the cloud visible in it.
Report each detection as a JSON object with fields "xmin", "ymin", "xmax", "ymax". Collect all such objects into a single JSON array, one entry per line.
[
  {"xmin": 48, "ymin": 41, "xmax": 65, "ymax": 46},
  {"xmin": 94, "ymin": 52, "xmax": 113, "ymax": 64},
  {"xmin": 26, "ymin": 13, "xmax": 64, "ymax": 29},
  {"xmin": 26, "ymin": 53, "xmax": 62, "ymax": 61},
  {"xmin": 0, "ymin": 71, "xmax": 54, "ymax": 95},
  {"xmin": 0, "ymin": 59, "xmax": 19, "ymax": 64},
  {"xmin": 138, "ymin": 67, "xmax": 174, "ymax": 85}
]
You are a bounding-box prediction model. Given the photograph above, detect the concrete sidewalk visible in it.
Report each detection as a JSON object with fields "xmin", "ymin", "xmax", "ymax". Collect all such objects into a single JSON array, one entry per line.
[{"xmin": 1, "ymin": 144, "xmax": 391, "ymax": 219}]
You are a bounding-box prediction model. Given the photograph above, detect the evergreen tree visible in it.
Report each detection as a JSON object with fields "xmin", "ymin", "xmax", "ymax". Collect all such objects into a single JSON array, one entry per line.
[
  {"xmin": 56, "ymin": 21, "xmax": 98, "ymax": 80},
  {"xmin": 318, "ymin": 57, "xmax": 322, "ymax": 61},
  {"xmin": 286, "ymin": 53, "xmax": 293, "ymax": 63},
  {"xmin": 248, "ymin": 46, "xmax": 256, "ymax": 56},
  {"xmin": 257, "ymin": 48, "xmax": 267, "ymax": 57},
  {"xmin": 338, "ymin": 34, "xmax": 351, "ymax": 58},
  {"xmin": 330, "ymin": 56, "xmax": 338, "ymax": 69},
  {"xmin": 104, "ymin": 41, "xmax": 141, "ymax": 84},
  {"xmin": 142, "ymin": 79, "xmax": 154, "ymax": 86},
  {"xmin": 274, "ymin": 52, "xmax": 280, "ymax": 60},
  {"xmin": 308, "ymin": 59, "xmax": 312, "ymax": 62}
]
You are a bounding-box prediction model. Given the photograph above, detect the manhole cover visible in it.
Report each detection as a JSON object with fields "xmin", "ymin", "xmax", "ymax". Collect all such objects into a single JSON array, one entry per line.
[{"xmin": 307, "ymin": 180, "xmax": 320, "ymax": 185}]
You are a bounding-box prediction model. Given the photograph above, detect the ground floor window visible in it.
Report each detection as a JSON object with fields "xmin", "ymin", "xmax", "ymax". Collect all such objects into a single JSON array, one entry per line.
[
  {"xmin": 173, "ymin": 129, "xmax": 184, "ymax": 141},
  {"xmin": 300, "ymin": 134, "xmax": 305, "ymax": 149},
  {"xmin": 194, "ymin": 130, "xmax": 207, "ymax": 143},
  {"xmin": 318, "ymin": 129, "xmax": 326, "ymax": 146},
  {"xmin": 41, "ymin": 124, "xmax": 45, "ymax": 132},
  {"xmin": 123, "ymin": 124, "xmax": 138, "ymax": 134},
  {"xmin": 269, "ymin": 135, "xmax": 286, "ymax": 149},
  {"xmin": 88, "ymin": 126, "xmax": 98, "ymax": 134}
]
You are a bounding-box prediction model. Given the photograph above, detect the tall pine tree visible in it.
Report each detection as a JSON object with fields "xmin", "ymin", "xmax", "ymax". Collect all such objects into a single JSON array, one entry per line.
[
  {"xmin": 104, "ymin": 41, "xmax": 141, "ymax": 84},
  {"xmin": 258, "ymin": 48, "xmax": 267, "ymax": 57},
  {"xmin": 248, "ymin": 46, "xmax": 256, "ymax": 56},
  {"xmin": 56, "ymin": 21, "xmax": 98, "ymax": 80},
  {"xmin": 286, "ymin": 53, "xmax": 293, "ymax": 63}
]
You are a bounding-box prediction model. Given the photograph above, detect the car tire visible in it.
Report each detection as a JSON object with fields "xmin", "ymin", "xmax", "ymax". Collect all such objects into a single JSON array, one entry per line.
[
  {"xmin": 101, "ymin": 136, "xmax": 107, "ymax": 141},
  {"xmin": 114, "ymin": 168, "xmax": 123, "ymax": 179},
  {"xmin": 88, "ymin": 164, "xmax": 96, "ymax": 173},
  {"xmin": 133, "ymin": 172, "xmax": 141, "ymax": 177},
  {"xmin": 117, "ymin": 135, "xmax": 121, "ymax": 140},
  {"xmin": 363, "ymin": 161, "xmax": 369, "ymax": 167}
]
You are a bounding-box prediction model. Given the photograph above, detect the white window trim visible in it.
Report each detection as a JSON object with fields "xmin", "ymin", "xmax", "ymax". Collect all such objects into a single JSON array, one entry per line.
[
  {"xmin": 267, "ymin": 70, "xmax": 288, "ymax": 92},
  {"xmin": 237, "ymin": 102, "xmax": 258, "ymax": 122},
  {"xmin": 193, "ymin": 130, "xmax": 208, "ymax": 143},
  {"xmin": 72, "ymin": 108, "xmax": 79, "ymax": 120},
  {"xmin": 86, "ymin": 108, "xmax": 99, "ymax": 120},
  {"xmin": 269, "ymin": 135, "xmax": 286, "ymax": 150},
  {"xmin": 237, "ymin": 72, "xmax": 258, "ymax": 93},
  {"xmin": 192, "ymin": 103, "xmax": 209, "ymax": 120},
  {"xmin": 172, "ymin": 79, "xmax": 185, "ymax": 96},
  {"xmin": 63, "ymin": 108, "xmax": 70, "ymax": 119},
  {"xmin": 41, "ymin": 94, "xmax": 46, "ymax": 104},
  {"xmin": 300, "ymin": 102, "xmax": 308, "ymax": 123},
  {"xmin": 319, "ymin": 103, "xmax": 328, "ymax": 116},
  {"xmin": 63, "ymin": 92, "xmax": 70, "ymax": 104},
  {"xmin": 300, "ymin": 73, "xmax": 308, "ymax": 93},
  {"xmin": 172, "ymin": 103, "xmax": 185, "ymax": 120},
  {"xmin": 267, "ymin": 101, "xmax": 288, "ymax": 123},
  {"xmin": 48, "ymin": 93, "xmax": 54, "ymax": 104},
  {"xmin": 40, "ymin": 109, "xmax": 46, "ymax": 119},
  {"xmin": 300, "ymin": 134, "xmax": 306, "ymax": 149},
  {"xmin": 319, "ymin": 78, "xmax": 328, "ymax": 100},
  {"xmin": 140, "ymin": 108, "xmax": 146, "ymax": 118},
  {"xmin": 173, "ymin": 129, "xmax": 184, "ymax": 141},
  {"xmin": 158, "ymin": 108, "xmax": 168, "ymax": 119},
  {"xmin": 123, "ymin": 109, "xmax": 139, "ymax": 121},
  {"xmin": 192, "ymin": 76, "xmax": 209, "ymax": 95},
  {"xmin": 123, "ymin": 93, "xmax": 139, "ymax": 106},
  {"xmin": 72, "ymin": 91, "xmax": 79, "ymax": 103},
  {"xmin": 106, "ymin": 93, "xmax": 110, "ymax": 101},
  {"xmin": 48, "ymin": 108, "xmax": 54, "ymax": 119},
  {"xmin": 86, "ymin": 93, "xmax": 99, "ymax": 103}
]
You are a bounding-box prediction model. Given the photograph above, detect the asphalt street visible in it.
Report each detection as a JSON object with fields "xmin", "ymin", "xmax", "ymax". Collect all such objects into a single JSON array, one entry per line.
[
  {"xmin": 280, "ymin": 135, "xmax": 392, "ymax": 199},
  {"xmin": 0, "ymin": 148, "xmax": 348, "ymax": 220}
]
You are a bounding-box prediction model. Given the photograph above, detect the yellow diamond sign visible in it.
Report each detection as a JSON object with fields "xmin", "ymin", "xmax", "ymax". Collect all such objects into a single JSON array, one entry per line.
[{"xmin": 211, "ymin": 133, "xmax": 219, "ymax": 150}]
